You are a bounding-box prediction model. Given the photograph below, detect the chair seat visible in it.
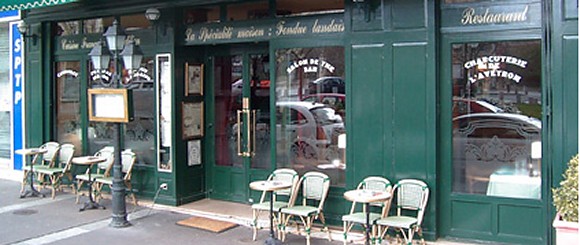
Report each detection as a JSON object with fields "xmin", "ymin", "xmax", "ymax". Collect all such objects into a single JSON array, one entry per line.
[
  {"xmin": 375, "ymin": 216, "xmax": 417, "ymax": 229},
  {"xmin": 76, "ymin": 173, "xmax": 105, "ymax": 181},
  {"xmin": 252, "ymin": 201, "xmax": 289, "ymax": 211},
  {"xmin": 36, "ymin": 167, "xmax": 65, "ymax": 175},
  {"xmin": 281, "ymin": 205, "xmax": 318, "ymax": 216},
  {"xmin": 23, "ymin": 165, "xmax": 51, "ymax": 171},
  {"xmin": 342, "ymin": 212, "xmax": 382, "ymax": 223},
  {"xmin": 94, "ymin": 177, "xmax": 113, "ymax": 185}
]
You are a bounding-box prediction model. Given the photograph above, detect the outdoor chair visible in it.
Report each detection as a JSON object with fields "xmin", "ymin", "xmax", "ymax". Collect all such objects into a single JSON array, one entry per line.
[
  {"xmin": 375, "ymin": 179, "xmax": 429, "ymax": 245},
  {"xmin": 75, "ymin": 146, "xmax": 115, "ymax": 203},
  {"xmin": 279, "ymin": 171, "xmax": 332, "ymax": 245},
  {"xmin": 342, "ymin": 176, "xmax": 392, "ymax": 245},
  {"xmin": 93, "ymin": 149, "xmax": 138, "ymax": 205},
  {"xmin": 250, "ymin": 168, "xmax": 299, "ymax": 241},
  {"xmin": 21, "ymin": 141, "xmax": 60, "ymax": 192},
  {"xmin": 35, "ymin": 143, "xmax": 75, "ymax": 199}
]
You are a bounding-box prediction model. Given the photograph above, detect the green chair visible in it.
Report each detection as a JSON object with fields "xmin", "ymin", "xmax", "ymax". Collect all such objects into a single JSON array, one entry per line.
[
  {"xmin": 75, "ymin": 146, "xmax": 115, "ymax": 203},
  {"xmin": 35, "ymin": 143, "xmax": 75, "ymax": 199},
  {"xmin": 279, "ymin": 171, "xmax": 332, "ymax": 245},
  {"xmin": 93, "ymin": 149, "xmax": 138, "ymax": 205},
  {"xmin": 21, "ymin": 141, "xmax": 60, "ymax": 193},
  {"xmin": 250, "ymin": 168, "xmax": 299, "ymax": 241},
  {"xmin": 375, "ymin": 179, "xmax": 429, "ymax": 245},
  {"xmin": 342, "ymin": 176, "xmax": 392, "ymax": 245}
]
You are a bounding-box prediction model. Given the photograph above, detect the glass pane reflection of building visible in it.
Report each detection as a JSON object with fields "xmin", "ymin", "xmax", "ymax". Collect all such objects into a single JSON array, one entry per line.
[
  {"xmin": 275, "ymin": 46, "xmax": 346, "ymax": 186},
  {"xmin": 451, "ymin": 40, "xmax": 542, "ymax": 199}
]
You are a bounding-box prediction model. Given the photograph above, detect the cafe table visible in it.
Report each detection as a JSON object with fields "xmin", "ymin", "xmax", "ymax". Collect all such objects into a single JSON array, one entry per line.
[
  {"xmin": 73, "ymin": 156, "xmax": 107, "ymax": 211},
  {"xmin": 249, "ymin": 180, "xmax": 293, "ymax": 245},
  {"xmin": 343, "ymin": 189, "xmax": 391, "ymax": 245},
  {"xmin": 16, "ymin": 148, "xmax": 48, "ymax": 198}
]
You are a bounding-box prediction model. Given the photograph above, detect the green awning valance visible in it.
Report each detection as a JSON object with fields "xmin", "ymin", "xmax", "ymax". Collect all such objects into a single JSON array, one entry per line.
[{"xmin": 0, "ymin": 0, "xmax": 77, "ymax": 11}]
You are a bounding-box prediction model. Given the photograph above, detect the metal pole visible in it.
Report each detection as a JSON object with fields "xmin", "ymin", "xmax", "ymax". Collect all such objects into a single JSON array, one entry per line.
[{"xmin": 109, "ymin": 50, "xmax": 130, "ymax": 228}]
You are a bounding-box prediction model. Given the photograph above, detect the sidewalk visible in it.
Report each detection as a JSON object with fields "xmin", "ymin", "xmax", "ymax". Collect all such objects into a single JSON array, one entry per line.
[{"xmin": 0, "ymin": 176, "xmax": 476, "ymax": 245}]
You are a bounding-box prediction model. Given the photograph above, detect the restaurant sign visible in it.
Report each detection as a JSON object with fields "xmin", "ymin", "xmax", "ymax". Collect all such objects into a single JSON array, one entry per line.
[
  {"xmin": 184, "ymin": 14, "xmax": 344, "ymax": 45},
  {"xmin": 464, "ymin": 55, "xmax": 528, "ymax": 84},
  {"xmin": 441, "ymin": 3, "xmax": 541, "ymax": 30}
]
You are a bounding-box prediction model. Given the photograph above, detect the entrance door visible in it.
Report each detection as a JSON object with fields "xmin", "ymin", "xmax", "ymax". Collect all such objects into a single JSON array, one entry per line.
[{"xmin": 209, "ymin": 45, "xmax": 271, "ymax": 203}]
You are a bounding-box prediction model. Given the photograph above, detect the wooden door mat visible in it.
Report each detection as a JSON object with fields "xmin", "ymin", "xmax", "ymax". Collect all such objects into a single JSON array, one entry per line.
[{"xmin": 176, "ymin": 216, "xmax": 238, "ymax": 233}]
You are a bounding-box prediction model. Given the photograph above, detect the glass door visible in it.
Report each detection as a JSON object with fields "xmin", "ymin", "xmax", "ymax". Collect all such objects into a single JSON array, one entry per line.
[{"xmin": 210, "ymin": 45, "xmax": 270, "ymax": 202}]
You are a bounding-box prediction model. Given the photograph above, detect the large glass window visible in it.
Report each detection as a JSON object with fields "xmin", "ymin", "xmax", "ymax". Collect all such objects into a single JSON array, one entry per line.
[
  {"xmin": 0, "ymin": 23, "xmax": 11, "ymax": 165},
  {"xmin": 88, "ymin": 56, "xmax": 155, "ymax": 165},
  {"xmin": 275, "ymin": 46, "xmax": 346, "ymax": 186},
  {"xmin": 452, "ymin": 40, "xmax": 542, "ymax": 199},
  {"xmin": 56, "ymin": 61, "xmax": 82, "ymax": 155}
]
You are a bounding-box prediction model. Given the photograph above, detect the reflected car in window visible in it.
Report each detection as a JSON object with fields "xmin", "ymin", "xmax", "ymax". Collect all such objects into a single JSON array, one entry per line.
[
  {"xmin": 307, "ymin": 76, "xmax": 345, "ymax": 94},
  {"xmin": 301, "ymin": 93, "xmax": 345, "ymax": 119},
  {"xmin": 452, "ymin": 98, "xmax": 504, "ymax": 118},
  {"xmin": 276, "ymin": 101, "xmax": 345, "ymax": 167}
]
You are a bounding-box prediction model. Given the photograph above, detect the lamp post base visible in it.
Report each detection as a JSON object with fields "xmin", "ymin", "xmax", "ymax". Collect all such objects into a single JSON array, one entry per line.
[{"xmin": 264, "ymin": 237, "xmax": 283, "ymax": 245}]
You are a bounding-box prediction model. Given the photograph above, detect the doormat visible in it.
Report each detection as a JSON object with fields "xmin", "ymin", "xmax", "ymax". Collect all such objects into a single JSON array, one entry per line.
[{"xmin": 176, "ymin": 216, "xmax": 238, "ymax": 233}]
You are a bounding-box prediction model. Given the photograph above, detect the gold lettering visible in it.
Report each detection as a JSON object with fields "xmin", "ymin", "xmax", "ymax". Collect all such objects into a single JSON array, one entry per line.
[{"xmin": 461, "ymin": 6, "xmax": 528, "ymax": 25}]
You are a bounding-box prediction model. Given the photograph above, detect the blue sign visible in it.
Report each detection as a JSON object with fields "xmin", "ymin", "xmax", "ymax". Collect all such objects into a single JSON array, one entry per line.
[
  {"xmin": 11, "ymin": 22, "xmax": 24, "ymax": 170},
  {"xmin": 0, "ymin": 10, "xmax": 20, "ymax": 22}
]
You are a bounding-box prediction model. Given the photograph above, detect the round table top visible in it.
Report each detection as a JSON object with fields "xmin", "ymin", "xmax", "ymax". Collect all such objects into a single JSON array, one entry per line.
[
  {"xmin": 249, "ymin": 180, "xmax": 293, "ymax": 192},
  {"xmin": 72, "ymin": 156, "xmax": 107, "ymax": 165},
  {"xmin": 344, "ymin": 189, "xmax": 391, "ymax": 203},
  {"xmin": 15, "ymin": 148, "xmax": 48, "ymax": 156}
]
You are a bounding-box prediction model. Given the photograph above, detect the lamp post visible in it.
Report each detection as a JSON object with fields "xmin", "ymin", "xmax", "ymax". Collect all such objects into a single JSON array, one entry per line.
[{"xmin": 89, "ymin": 19, "xmax": 143, "ymax": 228}]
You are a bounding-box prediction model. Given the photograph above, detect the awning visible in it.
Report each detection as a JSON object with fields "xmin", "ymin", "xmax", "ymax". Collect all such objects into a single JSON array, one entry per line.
[{"xmin": 0, "ymin": 0, "xmax": 77, "ymax": 11}]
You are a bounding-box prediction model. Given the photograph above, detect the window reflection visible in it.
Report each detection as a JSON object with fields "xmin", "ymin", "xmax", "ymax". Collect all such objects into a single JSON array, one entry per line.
[
  {"xmin": 276, "ymin": 46, "xmax": 346, "ymax": 186},
  {"xmin": 56, "ymin": 62, "xmax": 82, "ymax": 155},
  {"xmin": 451, "ymin": 40, "xmax": 542, "ymax": 199}
]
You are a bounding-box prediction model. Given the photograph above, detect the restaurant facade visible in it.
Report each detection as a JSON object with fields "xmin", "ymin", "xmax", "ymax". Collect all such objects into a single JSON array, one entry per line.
[{"xmin": 6, "ymin": 0, "xmax": 578, "ymax": 244}]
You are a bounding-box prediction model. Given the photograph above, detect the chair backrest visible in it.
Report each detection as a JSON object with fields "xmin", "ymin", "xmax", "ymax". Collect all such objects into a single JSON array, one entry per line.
[
  {"xmin": 292, "ymin": 171, "xmax": 330, "ymax": 211},
  {"xmin": 393, "ymin": 179, "xmax": 429, "ymax": 226},
  {"xmin": 58, "ymin": 143, "xmax": 75, "ymax": 171},
  {"xmin": 259, "ymin": 168, "xmax": 299, "ymax": 203},
  {"xmin": 350, "ymin": 176, "xmax": 392, "ymax": 214},
  {"xmin": 94, "ymin": 146, "xmax": 115, "ymax": 175},
  {"xmin": 121, "ymin": 149, "xmax": 137, "ymax": 181},
  {"xmin": 35, "ymin": 142, "xmax": 60, "ymax": 166}
]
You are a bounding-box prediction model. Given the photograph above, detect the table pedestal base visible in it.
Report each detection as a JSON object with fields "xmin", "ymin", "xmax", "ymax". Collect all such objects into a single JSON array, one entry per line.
[{"xmin": 80, "ymin": 200, "xmax": 105, "ymax": 212}]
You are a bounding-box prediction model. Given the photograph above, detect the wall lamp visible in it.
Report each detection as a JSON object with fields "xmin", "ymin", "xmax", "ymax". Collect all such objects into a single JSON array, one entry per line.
[
  {"xmin": 145, "ymin": 8, "xmax": 166, "ymax": 36},
  {"xmin": 17, "ymin": 21, "xmax": 39, "ymax": 45}
]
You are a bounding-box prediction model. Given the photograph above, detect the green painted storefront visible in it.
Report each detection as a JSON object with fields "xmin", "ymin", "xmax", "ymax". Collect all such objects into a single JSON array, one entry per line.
[{"xmin": 17, "ymin": 0, "xmax": 577, "ymax": 244}]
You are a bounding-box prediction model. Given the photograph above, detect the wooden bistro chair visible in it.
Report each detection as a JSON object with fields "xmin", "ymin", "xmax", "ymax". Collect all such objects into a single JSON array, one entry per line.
[
  {"xmin": 279, "ymin": 171, "xmax": 332, "ymax": 245},
  {"xmin": 250, "ymin": 168, "xmax": 299, "ymax": 241},
  {"xmin": 75, "ymin": 146, "xmax": 115, "ymax": 203},
  {"xmin": 35, "ymin": 143, "xmax": 75, "ymax": 199},
  {"xmin": 342, "ymin": 176, "xmax": 392, "ymax": 245},
  {"xmin": 94, "ymin": 149, "xmax": 138, "ymax": 205},
  {"xmin": 21, "ymin": 141, "xmax": 60, "ymax": 192},
  {"xmin": 375, "ymin": 179, "xmax": 429, "ymax": 245}
]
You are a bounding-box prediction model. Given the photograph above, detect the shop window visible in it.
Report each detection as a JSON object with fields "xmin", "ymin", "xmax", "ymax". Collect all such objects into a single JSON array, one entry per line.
[
  {"xmin": 0, "ymin": 23, "xmax": 11, "ymax": 163},
  {"xmin": 55, "ymin": 61, "xmax": 82, "ymax": 155},
  {"xmin": 87, "ymin": 56, "xmax": 155, "ymax": 165},
  {"xmin": 444, "ymin": 0, "xmax": 483, "ymax": 3},
  {"xmin": 451, "ymin": 40, "xmax": 542, "ymax": 199},
  {"xmin": 184, "ymin": 6, "xmax": 221, "ymax": 24},
  {"xmin": 120, "ymin": 14, "xmax": 149, "ymax": 31},
  {"xmin": 275, "ymin": 46, "xmax": 346, "ymax": 186},
  {"xmin": 276, "ymin": 0, "xmax": 344, "ymax": 17},
  {"xmin": 56, "ymin": 21, "xmax": 80, "ymax": 36},
  {"xmin": 83, "ymin": 17, "xmax": 113, "ymax": 34},
  {"xmin": 227, "ymin": 1, "xmax": 270, "ymax": 21}
]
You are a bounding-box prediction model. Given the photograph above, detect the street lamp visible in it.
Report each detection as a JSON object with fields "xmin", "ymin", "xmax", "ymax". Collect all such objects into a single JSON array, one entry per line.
[{"xmin": 89, "ymin": 19, "xmax": 143, "ymax": 228}]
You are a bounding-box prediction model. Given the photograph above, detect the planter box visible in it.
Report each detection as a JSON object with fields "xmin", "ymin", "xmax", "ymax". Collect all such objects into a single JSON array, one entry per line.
[{"xmin": 553, "ymin": 213, "xmax": 579, "ymax": 245}]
